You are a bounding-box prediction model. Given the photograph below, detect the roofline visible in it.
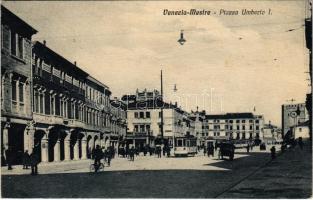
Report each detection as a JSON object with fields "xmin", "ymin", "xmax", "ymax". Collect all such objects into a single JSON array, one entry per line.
[{"xmin": 2, "ymin": 5, "xmax": 38, "ymax": 34}]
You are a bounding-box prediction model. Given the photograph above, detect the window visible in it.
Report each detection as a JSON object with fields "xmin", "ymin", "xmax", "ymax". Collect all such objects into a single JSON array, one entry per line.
[
  {"xmin": 236, "ymin": 120, "xmax": 240, "ymax": 123},
  {"xmin": 242, "ymin": 132, "xmax": 246, "ymax": 139},
  {"xmin": 146, "ymin": 125, "xmax": 150, "ymax": 132},
  {"xmin": 242, "ymin": 120, "xmax": 245, "ymax": 123},
  {"xmin": 256, "ymin": 126, "xmax": 259, "ymax": 130},
  {"xmin": 10, "ymin": 32, "xmax": 24, "ymax": 59},
  {"xmin": 249, "ymin": 120, "xmax": 253, "ymax": 123},
  {"xmin": 229, "ymin": 120, "xmax": 233, "ymax": 123},
  {"xmin": 19, "ymin": 83, "xmax": 24, "ymax": 102},
  {"xmin": 140, "ymin": 125, "xmax": 145, "ymax": 132},
  {"xmin": 250, "ymin": 125, "xmax": 253, "ymax": 130},
  {"xmin": 256, "ymin": 120, "xmax": 259, "ymax": 123},
  {"xmin": 11, "ymin": 31, "xmax": 16, "ymax": 56},
  {"xmin": 140, "ymin": 112, "xmax": 144, "ymax": 118},
  {"xmin": 39, "ymin": 94, "xmax": 44, "ymax": 113},
  {"xmin": 299, "ymin": 128, "xmax": 302, "ymax": 132},
  {"xmin": 242, "ymin": 125, "xmax": 245, "ymax": 130},
  {"xmin": 237, "ymin": 125, "xmax": 240, "ymax": 130},
  {"xmin": 134, "ymin": 125, "xmax": 138, "ymax": 132},
  {"xmin": 146, "ymin": 111, "xmax": 150, "ymax": 118},
  {"xmin": 230, "ymin": 125, "xmax": 233, "ymax": 130},
  {"xmin": 12, "ymin": 80, "xmax": 17, "ymax": 101},
  {"xmin": 134, "ymin": 112, "xmax": 138, "ymax": 118}
]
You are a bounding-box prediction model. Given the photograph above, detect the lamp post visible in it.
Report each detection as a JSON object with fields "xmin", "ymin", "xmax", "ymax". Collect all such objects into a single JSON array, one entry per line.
[{"xmin": 160, "ymin": 70, "xmax": 164, "ymax": 145}]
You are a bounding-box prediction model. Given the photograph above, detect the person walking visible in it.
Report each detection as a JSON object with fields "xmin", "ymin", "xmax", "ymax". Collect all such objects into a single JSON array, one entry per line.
[
  {"xmin": 5, "ymin": 147, "xmax": 13, "ymax": 170},
  {"xmin": 105, "ymin": 148, "xmax": 112, "ymax": 166},
  {"xmin": 166, "ymin": 146, "xmax": 171, "ymax": 157},
  {"xmin": 203, "ymin": 147, "xmax": 207, "ymax": 156},
  {"xmin": 270, "ymin": 146, "xmax": 276, "ymax": 159},
  {"xmin": 298, "ymin": 137, "xmax": 303, "ymax": 150},
  {"xmin": 30, "ymin": 150, "xmax": 39, "ymax": 175},
  {"xmin": 22, "ymin": 150, "xmax": 30, "ymax": 169},
  {"xmin": 93, "ymin": 145, "xmax": 103, "ymax": 172},
  {"xmin": 246, "ymin": 144, "xmax": 250, "ymax": 153},
  {"xmin": 130, "ymin": 146, "xmax": 135, "ymax": 161}
]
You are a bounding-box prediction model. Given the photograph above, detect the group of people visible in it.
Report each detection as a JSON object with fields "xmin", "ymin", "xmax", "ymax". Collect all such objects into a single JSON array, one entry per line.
[
  {"xmin": 92, "ymin": 145, "xmax": 115, "ymax": 171},
  {"xmin": 3, "ymin": 147, "xmax": 40, "ymax": 175},
  {"xmin": 118, "ymin": 144, "xmax": 172, "ymax": 160}
]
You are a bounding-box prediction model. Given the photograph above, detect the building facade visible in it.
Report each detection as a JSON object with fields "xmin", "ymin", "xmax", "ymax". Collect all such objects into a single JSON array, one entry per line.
[
  {"xmin": 123, "ymin": 89, "xmax": 196, "ymax": 149},
  {"xmin": 262, "ymin": 122, "xmax": 282, "ymax": 144},
  {"xmin": 282, "ymin": 103, "xmax": 309, "ymax": 138},
  {"xmin": 205, "ymin": 113, "xmax": 264, "ymax": 142},
  {"xmin": 30, "ymin": 41, "xmax": 115, "ymax": 163},
  {"xmin": 1, "ymin": 6, "xmax": 37, "ymax": 164}
]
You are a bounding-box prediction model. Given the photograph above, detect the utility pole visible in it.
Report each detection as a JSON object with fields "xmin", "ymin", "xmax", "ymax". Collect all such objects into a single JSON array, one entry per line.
[{"xmin": 160, "ymin": 70, "xmax": 164, "ymax": 144}]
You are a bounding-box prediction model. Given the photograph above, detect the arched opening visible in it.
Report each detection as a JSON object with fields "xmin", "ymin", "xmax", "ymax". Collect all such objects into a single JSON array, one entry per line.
[
  {"xmin": 8, "ymin": 124, "xmax": 26, "ymax": 165},
  {"xmin": 34, "ymin": 130, "xmax": 46, "ymax": 162},
  {"xmin": 70, "ymin": 130, "xmax": 78, "ymax": 160},
  {"xmin": 78, "ymin": 133, "xmax": 85, "ymax": 159},
  {"xmin": 48, "ymin": 128, "xmax": 59, "ymax": 162},
  {"xmin": 59, "ymin": 130, "xmax": 67, "ymax": 161},
  {"xmin": 87, "ymin": 135, "xmax": 92, "ymax": 159}
]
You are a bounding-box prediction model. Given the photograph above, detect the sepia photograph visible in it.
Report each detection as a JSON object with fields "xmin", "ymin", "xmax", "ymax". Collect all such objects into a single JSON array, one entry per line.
[{"xmin": 1, "ymin": 0, "xmax": 312, "ymax": 198}]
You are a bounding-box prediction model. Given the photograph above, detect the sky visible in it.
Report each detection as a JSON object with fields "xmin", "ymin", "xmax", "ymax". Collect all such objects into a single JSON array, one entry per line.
[{"xmin": 3, "ymin": 1, "xmax": 310, "ymax": 126}]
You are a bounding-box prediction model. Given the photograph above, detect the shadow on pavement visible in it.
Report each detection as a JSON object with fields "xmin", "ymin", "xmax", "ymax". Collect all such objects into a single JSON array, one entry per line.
[
  {"xmin": 204, "ymin": 151, "xmax": 271, "ymax": 171},
  {"xmin": 2, "ymin": 169, "xmax": 240, "ymax": 198}
]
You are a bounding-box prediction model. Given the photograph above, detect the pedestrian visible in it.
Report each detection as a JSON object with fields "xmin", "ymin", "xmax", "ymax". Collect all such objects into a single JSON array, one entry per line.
[
  {"xmin": 270, "ymin": 146, "xmax": 276, "ymax": 159},
  {"xmin": 23, "ymin": 150, "xmax": 30, "ymax": 169},
  {"xmin": 246, "ymin": 144, "xmax": 250, "ymax": 153},
  {"xmin": 5, "ymin": 147, "xmax": 13, "ymax": 170},
  {"xmin": 30, "ymin": 150, "xmax": 39, "ymax": 175},
  {"xmin": 149, "ymin": 146, "xmax": 153, "ymax": 156},
  {"xmin": 143, "ymin": 145, "xmax": 147, "ymax": 156},
  {"xmin": 157, "ymin": 146, "xmax": 162, "ymax": 158},
  {"xmin": 105, "ymin": 148, "xmax": 111, "ymax": 166},
  {"xmin": 130, "ymin": 146, "xmax": 135, "ymax": 161},
  {"xmin": 93, "ymin": 145, "xmax": 103, "ymax": 172},
  {"xmin": 298, "ymin": 137, "xmax": 303, "ymax": 150},
  {"xmin": 203, "ymin": 147, "xmax": 207, "ymax": 156},
  {"xmin": 162, "ymin": 146, "xmax": 166, "ymax": 156}
]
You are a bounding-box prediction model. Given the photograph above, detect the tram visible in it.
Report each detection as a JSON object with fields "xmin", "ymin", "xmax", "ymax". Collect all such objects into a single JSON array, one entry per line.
[{"xmin": 173, "ymin": 136, "xmax": 197, "ymax": 157}]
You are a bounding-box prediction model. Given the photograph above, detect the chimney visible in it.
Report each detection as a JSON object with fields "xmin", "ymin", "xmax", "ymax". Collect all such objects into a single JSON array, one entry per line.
[
  {"xmin": 74, "ymin": 61, "xmax": 77, "ymax": 66},
  {"xmin": 43, "ymin": 40, "xmax": 46, "ymax": 46}
]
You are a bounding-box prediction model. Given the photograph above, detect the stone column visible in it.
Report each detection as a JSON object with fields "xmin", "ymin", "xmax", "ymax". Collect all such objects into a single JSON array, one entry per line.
[
  {"xmin": 74, "ymin": 141, "xmax": 79, "ymax": 160},
  {"xmin": 54, "ymin": 140, "xmax": 60, "ymax": 162},
  {"xmin": 28, "ymin": 129, "xmax": 35, "ymax": 154},
  {"xmin": 81, "ymin": 139, "xmax": 87, "ymax": 159},
  {"xmin": 2, "ymin": 124, "xmax": 9, "ymax": 160},
  {"xmin": 41, "ymin": 138, "xmax": 49, "ymax": 162},
  {"xmin": 64, "ymin": 139, "xmax": 71, "ymax": 161}
]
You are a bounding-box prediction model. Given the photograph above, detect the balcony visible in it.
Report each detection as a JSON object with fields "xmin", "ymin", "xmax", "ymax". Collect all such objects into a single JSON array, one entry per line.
[
  {"xmin": 68, "ymin": 119, "xmax": 85, "ymax": 129},
  {"xmin": 33, "ymin": 113, "xmax": 64, "ymax": 125}
]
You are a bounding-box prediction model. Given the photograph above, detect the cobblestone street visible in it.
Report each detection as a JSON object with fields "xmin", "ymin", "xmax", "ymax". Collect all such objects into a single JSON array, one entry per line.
[{"xmin": 2, "ymin": 147, "xmax": 280, "ymax": 198}]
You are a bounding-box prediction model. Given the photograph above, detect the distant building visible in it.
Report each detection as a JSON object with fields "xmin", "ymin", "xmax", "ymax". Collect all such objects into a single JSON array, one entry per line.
[
  {"xmin": 1, "ymin": 6, "xmax": 37, "ymax": 164},
  {"xmin": 291, "ymin": 121, "xmax": 310, "ymax": 140},
  {"xmin": 190, "ymin": 108, "xmax": 208, "ymax": 146},
  {"xmin": 205, "ymin": 113, "xmax": 264, "ymax": 142},
  {"xmin": 282, "ymin": 103, "xmax": 309, "ymax": 138},
  {"xmin": 262, "ymin": 122, "xmax": 282, "ymax": 144},
  {"xmin": 123, "ymin": 89, "xmax": 195, "ymax": 149}
]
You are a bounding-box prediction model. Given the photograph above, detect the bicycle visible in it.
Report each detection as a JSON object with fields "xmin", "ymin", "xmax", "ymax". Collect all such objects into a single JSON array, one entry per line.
[{"xmin": 90, "ymin": 161, "xmax": 105, "ymax": 172}]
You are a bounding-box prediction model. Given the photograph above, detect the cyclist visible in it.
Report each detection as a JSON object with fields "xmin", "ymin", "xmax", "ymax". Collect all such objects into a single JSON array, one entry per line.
[{"xmin": 93, "ymin": 145, "xmax": 103, "ymax": 172}]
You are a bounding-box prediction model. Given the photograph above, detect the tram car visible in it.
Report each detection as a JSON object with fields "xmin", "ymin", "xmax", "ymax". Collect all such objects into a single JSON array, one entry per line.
[{"xmin": 174, "ymin": 136, "xmax": 197, "ymax": 157}]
